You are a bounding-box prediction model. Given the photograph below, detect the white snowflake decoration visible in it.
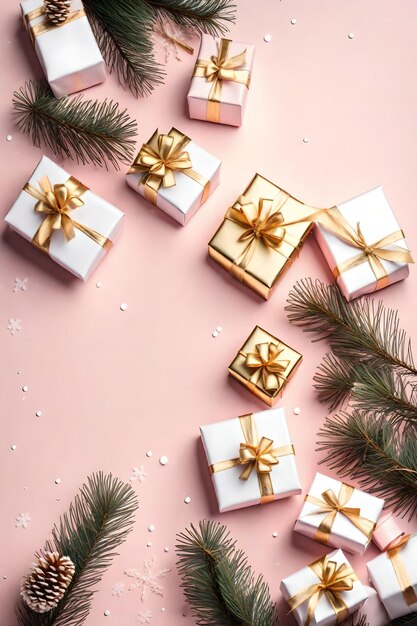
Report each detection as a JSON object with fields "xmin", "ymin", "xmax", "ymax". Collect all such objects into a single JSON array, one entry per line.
[
  {"xmin": 130, "ymin": 466, "xmax": 147, "ymax": 483},
  {"xmin": 125, "ymin": 558, "xmax": 171, "ymax": 602},
  {"xmin": 15, "ymin": 513, "xmax": 31, "ymax": 528},
  {"xmin": 137, "ymin": 610, "xmax": 152, "ymax": 624},
  {"xmin": 112, "ymin": 582, "xmax": 125, "ymax": 597},
  {"xmin": 7, "ymin": 318, "xmax": 22, "ymax": 335},
  {"xmin": 13, "ymin": 277, "xmax": 28, "ymax": 293}
]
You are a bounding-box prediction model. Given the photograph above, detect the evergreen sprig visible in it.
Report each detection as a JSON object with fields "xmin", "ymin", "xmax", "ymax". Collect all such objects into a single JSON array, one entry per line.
[
  {"xmin": 389, "ymin": 615, "xmax": 417, "ymax": 625},
  {"xmin": 16, "ymin": 472, "xmax": 138, "ymax": 626},
  {"xmin": 176, "ymin": 520, "xmax": 278, "ymax": 626},
  {"xmin": 12, "ymin": 80, "xmax": 137, "ymax": 170}
]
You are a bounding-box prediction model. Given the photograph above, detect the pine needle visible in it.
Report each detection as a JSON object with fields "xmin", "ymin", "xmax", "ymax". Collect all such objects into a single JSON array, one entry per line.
[
  {"xmin": 16, "ymin": 472, "xmax": 138, "ymax": 626},
  {"xmin": 146, "ymin": 0, "xmax": 237, "ymax": 36},
  {"xmin": 389, "ymin": 615, "xmax": 417, "ymax": 625},
  {"xmin": 12, "ymin": 80, "xmax": 138, "ymax": 170}
]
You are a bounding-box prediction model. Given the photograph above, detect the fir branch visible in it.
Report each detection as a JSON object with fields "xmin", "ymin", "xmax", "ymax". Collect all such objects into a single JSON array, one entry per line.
[
  {"xmin": 285, "ymin": 279, "xmax": 417, "ymax": 375},
  {"xmin": 16, "ymin": 472, "xmax": 138, "ymax": 626},
  {"xmin": 176, "ymin": 520, "xmax": 278, "ymax": 626},
  {"xmin": 146, "ymin": 0, "xmax": 236, "ymax": 36},
  {"xmin": 389, "ymin": 615, "xmax": 417, "ymax": 625},
  {"xmin": 314, "ymin": 353, "xmax": 356, "ymax": 411},
  {"xmin": 12, "ymin": 80, "xmax": 137, "ymax": 170},
  {"xmin": 317, "ymin": 412, "xmax": 417, "ymax": 519},
  {"xmin": 344, "ymin": 614, "xmax": 370, "ymax": 626}
]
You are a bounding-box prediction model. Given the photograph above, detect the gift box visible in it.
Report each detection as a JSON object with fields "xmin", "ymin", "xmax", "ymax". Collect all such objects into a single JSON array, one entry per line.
[
  {"xmin": 188, "ymin": 35, "xmax": 255, "ymax": 126},
  {"xmin": 367, "ymin": 534, "xmax": 417, "ymax": 620},
  {"xmin": 126, "ymin": 127, "xmax": 221, "ymax": 225},
  {"xmin": 294, "ymin": 472, "xmax": 384, "ymax": 555},
  {"xmin": 5, "ymin": 156, "xmax": 123, "ymax": 280},
  {"xmin": 21, "ymin": 0, "xmax": 105, "ymax": 98},
  {"xmin": 372, "ymin": 511, "xmax": 405, "ymax": 552},
  {"xmin": 360, "ymin": 586, "xmax": 390, "ymax": 626},
  {"xmin": 208, "ymin": 174, "xmax": 318, "ymax": 299},
  {"xmin": 228, "ymin": 326, "xmax": 302, "ymax": 406},
  {"xmin": 200, "ymin": 407, "xmax": 301, "ymax": 512},
  {"xmin": 281, "ymin": 549, "xmax": 368, "ymax": 626},
  {"xmin": 314, "ymin": 187, "xmax": 413, "ymax": 301}
]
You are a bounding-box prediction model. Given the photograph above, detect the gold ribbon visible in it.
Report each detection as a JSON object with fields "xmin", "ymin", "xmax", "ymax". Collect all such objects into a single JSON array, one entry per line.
[
  {"xmin": 193, "ymin": 38, "xmax": 251, "ymax": 123},
  {"xmin": 386, "ymin": 534, "xmax": 417, "ymax": 608},
  {"xmin": 319, "ymin": 207, "xmax": 414, "ymax": 290},
  {"xmin": 209, "ymin": 413, "xmax": 295, "ymax": 503},
  {"xmin": 24, "ymin": 176, "xmax": 112, "ymax": 254},
  {"xmin": 238, "ymin": 341, "xmax": 291, "ymax": 397},
  {"xmin": 128, "ymin": 128, "xmax": 210, "ymax": 206},
  {"xmin": 304, "ymin": 482, "xmax": 376, "ymax": 545},
  {"xmin": 25, "ymin": 5, "xmax": 86, "ymax": 42},
  {"xmin": 288, "ymin": 555, "xmax": 357, "ymax": 626}
]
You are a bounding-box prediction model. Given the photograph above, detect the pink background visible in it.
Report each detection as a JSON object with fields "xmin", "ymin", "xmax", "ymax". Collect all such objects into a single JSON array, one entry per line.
[{"xmin": 1, "ymin": 0, "xmax": 417, "ymax": 624}]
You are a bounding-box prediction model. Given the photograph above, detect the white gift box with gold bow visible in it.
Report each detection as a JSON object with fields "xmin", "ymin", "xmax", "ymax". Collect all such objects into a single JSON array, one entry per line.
[
  {"xmin": 21, "ymin": 0, "xmax": 105, "ymax": 98},
  {"xmin": 188, "ymin": 35, "xmax": 255, "ymax": 126},
  {"xmin": 294, "ymin": 472, "xmax": 384, "ymax": 555},
  {"xmin": 200, "ymin": 408, "xmax": 301, "ymax": 513},
  {"xmin": 5, "ymin": 156, "xmax": 124, "ymax": 280},
  {"xmin": 126, "ymin": 127, "xmax": 221, "ymax": 225},
  {"xmin": 314, "ymin": 187, "xmax": 413, "ymax": 301},
  {"xmin": 280, "ymin": 549, "xmax": 368, "ymax": 626}
]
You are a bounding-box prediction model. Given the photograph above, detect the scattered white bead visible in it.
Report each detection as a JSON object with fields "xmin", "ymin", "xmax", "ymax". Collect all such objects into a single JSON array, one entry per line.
[
  {"xmin": 6, "ymin": 134, "xmax": 12, "ymax": 142},
  {"xmin": 348, "ymin": 32, "xmax": 355, "ymax": 39},
  {"xmin": 96, "ymin": 281, "xmax": 102, "ymax": 288},
  {"xmin": 148, "ymin": 524, "xmax": 155, "ymax": 532},
  {"xmin": 104, "ymin": 609, "xmax": 111, "ymax": 617},
  {"xmin": 216, "ymin": 326, "xmax": 223, "ymax": 333},
  {"xmin": 55, "ymin": 478, "xmax": 61, "ymax": 484},
  {"xmin": 293, "ymin": 407, "xmax": 301, "ymax": 415},
  {"xmin": 3, "ymin": 576, "xmax": 6, "ymax": 579},
  {"xmin": 35, "ymin": 410, "xmax": 42, "ymax": 417},
  {"xmin": 302, "ymin": 137, "xmax": 309, "ymax": 144},
  {"xmin": 146, "ymin": 450, "xmax": 153, "ymax": 457},
  {"xmin": 159, "ymin": 455, "xmax": 168, "ymax": 466},
  {"xmin": 291, "ymin": 18, "xmax": 297, "ymax": 25},
  {"xmin": 272, "ymin": 531, "xmax": 278, "ymax": 538},
  {"xmin": 120, "ymin": 303, "xmax": 128, "ymax": 311},
  {"xmin": 11, "ymin": 444, "xmax": 17, "ymax": 451},
  {"xmin": 24, "ymin": 486, "xmax": 28, "ymax": 490},
  {"xmin": 161, "ymin": 608, "xmax": 166, "ymax": 613},
  {"xmin": 22, "ymin": 385, "xmax": 28, "ymax": 392},
  {"xmin": 164, "ymin": 547, "xmax": 169, "ymax": 553},
  {"xmin": 212, "ymin": 331, "xmax": 219, "ymax": 338},
  {"xmin": 146, "ymin": 541, "xmax": 152, "ymax": 547},
  {"xmin": 56, "ymin": 497, "xmax": 60, "ymax": 502},
  {"xmin": 17, "ymin": 371, "xmax": 21, "ymax": 375},
  {"xmin": 263, "ymin": 33, "xmax": 272, "ymax": 43},
  {"xmin": 184, "ymin": 496, "xmax": 191, "ymax": 504}
]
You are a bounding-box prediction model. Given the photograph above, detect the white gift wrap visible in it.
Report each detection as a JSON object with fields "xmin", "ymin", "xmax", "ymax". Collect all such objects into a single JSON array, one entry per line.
[
  {"xmin": 5, "ymin": 156, "xmax": 124, "ymax": 280},
  {"xmin": 200, "ymin": 408, "xmax": 301, "ymax": 513},
  {"xmin": 314, "ymin": 187, "xmax": 411, "ymax": 300},
  {"xmin": 126, "ymin": 138, "xmax": 221, "ymax": 225},
  {"xmin": 21, "ymin": 0, "xmax": 105, "ymax": 97},
  {"xmin": 280, "ymin": 549, "xmax": 368, "ymax": 626},
  {"xmin": 367, "ymin": 534, "xmax": 417, "ymax": 620},
  {"xmin": 294, "ymin": 472, "xmax": 384, "ymax": 554}
]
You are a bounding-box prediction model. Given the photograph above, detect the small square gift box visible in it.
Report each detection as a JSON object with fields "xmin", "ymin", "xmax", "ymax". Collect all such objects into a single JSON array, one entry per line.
[
  {"xmin": 20, "ymin": 0, "xmax": 105, "ymax": 98},
  {"xmin": 314, "ymin": 187, "xmax": 413, "ymax": 301},
  {"xmin": 5, "ymin": 156, "xmax": 123, "ymax": 280},
  {"xmin": 294, "ymin": 472, "xmax": 384, "ymax": 555},
  {"xmin": 200, "ymin": 408, "xmax": 301, "ymax": 512},
  {"xmin": 367, "ymin": 534, "xmax": 417, "ymax": 620},
  {"xmin": 126, "ymin": 127, "xmax": 221, "ymax": 225},
  {"xmin": 280, "ymin": 549, "xmax": 368, "ymax": 626},
  {"xmin": 209, "ymin": 174, "xmax": 320, "ymax": 299},
  {"xmin": 228, "ymin": 326, "xmax": 302, "ymax": 406},
  {"xmin": 188, "ymin": 35, "xmax": 255, "ymax": 126}
]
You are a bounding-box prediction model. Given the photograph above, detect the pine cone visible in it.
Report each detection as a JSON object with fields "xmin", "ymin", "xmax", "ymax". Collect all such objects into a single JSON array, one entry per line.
[
  {"xmin": 43, "ymin": 0, "xmax": 72, "ymax": 25},
  {"xmin": 21, "ymin": 551, "xmax": 75, "ymax": 613}
]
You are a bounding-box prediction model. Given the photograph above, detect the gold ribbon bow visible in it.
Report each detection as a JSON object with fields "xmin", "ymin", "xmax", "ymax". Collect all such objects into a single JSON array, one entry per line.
[
  {"xmin": 239, "ymin": 341, "xmax": 291, "ymax": 394},
  {"xmin": 305, "ymin": 482, "xmax": 376, "ymax": 545},
  {"xmin": 128, "ymin": 128, "xmax": 210, "ymax": 206},
  {"xmin": 320, "ymin": 207, "xmax": 414, "ymax": 290},
  {"xmin": 386, "ymin": 534, "xmax": 417, "ymax": 608},
  {"xmin": 25, "ymin": 5, "xmax": 86, "ymax": 42},
  {"xmin": 209, "ymin": 413, "xmax": 295, "ymax": 502},
  {"xmin": 24, "ymin": 176, "xmax": 111, "ymax": 254},
  {"xmin": 288, "ymin": 556, "xmax": 357, "ymax": 626},
  {"xmin": 193, "ymin": 38, "xmax": 251, "ymax": 123}
]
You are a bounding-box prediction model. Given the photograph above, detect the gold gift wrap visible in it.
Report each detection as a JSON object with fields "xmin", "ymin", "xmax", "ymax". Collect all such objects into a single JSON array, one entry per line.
[
  {"xmin": 228, "ymin": 326, "xmax": 302, "ymax": 406},
  {"xmin": 208, "ymin": 174, "xmax": 317, "ymax": 299}
]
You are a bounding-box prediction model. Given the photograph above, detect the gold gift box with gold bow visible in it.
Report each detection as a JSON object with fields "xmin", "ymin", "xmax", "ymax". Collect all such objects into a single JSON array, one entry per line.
[
  {"xmin": 209, "ymin": 174, "xmax": 320, "ymax": 299},
  {"xmin": 228, "ymin": 326, "xmax": 302, "ymax": 406}
]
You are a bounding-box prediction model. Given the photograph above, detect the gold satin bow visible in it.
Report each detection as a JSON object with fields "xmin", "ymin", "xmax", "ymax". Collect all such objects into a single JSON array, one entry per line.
[
  {"xmin": 193, "ymin": 38, "xmax": 251, "ymax": 122},
  {"xmin": 25, "ymin": 5, "xmax": 86, "ymax": 42},
  {"xmin": 240, "ymin": 341, "xmax": 291, "ymax": 393},
  {"xmin": 238, "ymin": 436, "xmax": 279, "ymax": 480},
  {"xmin": 386, "ymin": 534, "xmax": 417, "ymax": 608},
  {"xmin": 129, "ymin": 128, "xmax": 209, "ymax": 205},
  {"xmin": 288, "ymin": 556, "xmax": 356, "ymax": 625},
  {"xmin": 305, "ymin": 482, "xmax": 376, "ymax": 545}
]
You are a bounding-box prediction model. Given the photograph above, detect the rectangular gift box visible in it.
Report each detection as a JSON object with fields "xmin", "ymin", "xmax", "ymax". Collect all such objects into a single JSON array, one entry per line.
[
  {"xmin": 228, "ymin": 326, "xmax": 302, "ymax": 406},
  {"xmin": 314, "ymin": 187, "xmax": 413, "ymax": 301},
  {"xmin": 294, "ymin": 472, "xmax": 384, "ymax": 555},
  {"xmin": 280, "ymin": 549, "xmax": 368, "ymax": 626},
  {"xmin": 21, "ymin": 0, "xmax": 105, "ymax": 98},
  {"xmin": 208, "ymin": 174, "xmax": 316, "ymax": 299},
  {"xmin": 5, "ymin": 155, "xmax": 124, "ymax": 280},
  {"xmin": 200, "ymin": 407, "xmax": 301, "ymax": 512},
  {"xmin": 367, "ymin": 534, "xmax": 417, "ymax": 620},
  {"xmin": 188, "ymin": 35, "xmax": 255, "ymax": 126},
  {"xmin": 126, "ymin": 127, "xmax": 221, "ymax": 225}
]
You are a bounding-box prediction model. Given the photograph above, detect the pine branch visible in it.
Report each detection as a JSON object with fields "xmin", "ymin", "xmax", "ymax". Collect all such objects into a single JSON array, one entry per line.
[
  {"xmin": 344, "ymin": 614, "xmax": 370, "ymax": 626},
  {"xmin": 16, "ymin": 472, "xmax": 138, "ymax": 626},
  {"xmin": 176, "ymin": 520, "xmax": 278, "ymax": 626},
  {"xmin": 317, "ymin": 411, "xmax": 417, "ymax": 520},
  {"xmin": 12, "ymin": 80, "xmax": 137, "ymax": 170},
  {"xmin": 389, "ymin": 615, "xmax": 417, "ymax": 625},
  {"xmin": 314, "ymin": 353, "xmax": 356, "ymax": 410},
  {"xmin": 145, "ymin": 0, "xmax": 236, "ymax": 35},
  {"xmin": 285, "ymin": 279, "xmax": 417, "ymax": 375}
]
